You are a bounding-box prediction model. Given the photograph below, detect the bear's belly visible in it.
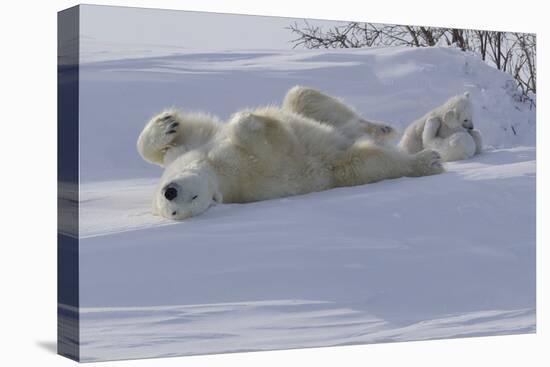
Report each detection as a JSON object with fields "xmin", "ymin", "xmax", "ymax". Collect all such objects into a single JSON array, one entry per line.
[
  {"xmin": 221, "ymin": 157, "xmax": 333, "ymax": 203},
  {"xmin": 209, "ymin": 140, "xmax": 334, "ymax": 203},
  {"xmin": 239, "ymin": 166, "xmax": 333, "ymax": 203}
]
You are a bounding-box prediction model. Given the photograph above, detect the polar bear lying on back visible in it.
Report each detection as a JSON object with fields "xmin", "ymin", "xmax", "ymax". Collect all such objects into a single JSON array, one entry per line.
[
  {"xmin": 137, "ymin": 86, "xmax": 398, "ymax": 168},
  {"xmin": 398, "ymin": 92, "xmax": 483, "ymax": 162},
  {"xmin": 138, "ymin": 102, "xmax": 443, "ymax": 220}
]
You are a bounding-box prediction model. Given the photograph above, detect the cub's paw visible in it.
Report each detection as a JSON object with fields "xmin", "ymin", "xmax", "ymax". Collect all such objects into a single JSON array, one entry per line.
[{"xmin": 414, "ymin": 149, "xmax": 444, "ymax": 175}]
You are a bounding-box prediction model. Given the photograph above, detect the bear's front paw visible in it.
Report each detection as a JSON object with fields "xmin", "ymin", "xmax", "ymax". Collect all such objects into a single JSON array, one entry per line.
[
  {"xmin": 469, "ymin": 129, "xmax": 483, "ymax": 154},
  {"xmin": 414, "ymin": 149, "xmax": 444, "ymax": 175},
  {"xmin": 156, "ymin": 113, "xmax": 180, "ymax": 135},
  {"xmin": 150, "ymin": 111, "xmax": 182, "ymax": 152}
]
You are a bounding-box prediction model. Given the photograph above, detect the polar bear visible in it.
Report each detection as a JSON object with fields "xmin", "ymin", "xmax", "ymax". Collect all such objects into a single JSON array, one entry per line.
[
  {"xmin": 138, "ymin": 86, "xmax": 398, "ymax": 168},
  {"xmin": 141, "ymin": 106, "xmax": 444, "ymax": 220},
  {"xmin": 398, "ymin": 92, "xmax": 483, "ymax": 162},
  {"xmin": 283, "ymin": 86, "xmax": 398, "ymax": 144}
]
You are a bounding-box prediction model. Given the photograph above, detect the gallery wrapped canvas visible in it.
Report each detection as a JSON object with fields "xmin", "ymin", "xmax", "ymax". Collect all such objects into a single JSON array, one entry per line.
[{"xmin": 58, "ymin": 4, "xmax": 536, "ymax": 362}]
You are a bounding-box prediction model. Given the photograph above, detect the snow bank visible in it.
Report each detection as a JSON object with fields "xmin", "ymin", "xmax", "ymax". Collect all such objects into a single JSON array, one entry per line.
[{"xmin": 79, "ymin": 46, "xmax": 536, "ymax": 182}]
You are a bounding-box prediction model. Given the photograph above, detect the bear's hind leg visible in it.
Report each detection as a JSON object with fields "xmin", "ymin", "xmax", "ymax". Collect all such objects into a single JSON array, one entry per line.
[
  {"xmin": 334, "ymin": 141, "xmax": 444, "ymax": 187},
  {"xmin": 283, "ymin": 86, "xmax": 396, "ymax": 142},
  {"xmin": 341, "ymin": 119, "xmax": 398, "ymax": 143}
]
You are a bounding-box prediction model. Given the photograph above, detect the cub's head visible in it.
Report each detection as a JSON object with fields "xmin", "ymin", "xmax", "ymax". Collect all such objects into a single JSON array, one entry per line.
[
  {"xmin": 442, "ymin": 92, "xmax": 474, "ymax": 131},
  {"xmin": 153, "ymin": 161, "xmax": 222, "ymax": 220}
]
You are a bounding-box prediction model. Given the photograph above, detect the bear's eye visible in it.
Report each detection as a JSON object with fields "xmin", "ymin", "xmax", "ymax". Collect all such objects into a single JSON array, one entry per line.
[
  {"xmin": 191, "ymin": 195, "xmax": 198, "ymax": 200},
  {"xmin": 464, "ymin": 119, "xmax": 469, "ymax": 122}
]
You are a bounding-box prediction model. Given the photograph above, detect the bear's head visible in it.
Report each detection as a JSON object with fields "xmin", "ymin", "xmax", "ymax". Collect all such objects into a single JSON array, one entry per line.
[
  {"xmin": 442, "ymin": 92, "xmax": 474, "ymax": 131},
  {"xmin": 152, "ymin": 155, "xmax": 222, "ymax": 220}
]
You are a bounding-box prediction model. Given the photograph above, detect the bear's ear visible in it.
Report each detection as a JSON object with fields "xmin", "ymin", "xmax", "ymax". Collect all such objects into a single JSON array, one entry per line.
[
  {"xmin": 463, "ymin": 91, "xmax": 470, "ymax": 98},
  {"xmin": 443, "ymin": 109, "xmax": 456, "ymax": 123},
  {"xmin": 213, "ymin": 190, "xmax": 223, "ymax": 204}
]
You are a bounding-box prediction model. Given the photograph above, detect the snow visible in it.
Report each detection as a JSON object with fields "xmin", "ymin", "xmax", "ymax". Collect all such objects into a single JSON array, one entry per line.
[
  {"xmin": 72, "ymin": 46, "xmax": 536, "ymax": 361},
  {"xmin": 75, "ymin": 303, "xmax": 533, "ymax": 361}
]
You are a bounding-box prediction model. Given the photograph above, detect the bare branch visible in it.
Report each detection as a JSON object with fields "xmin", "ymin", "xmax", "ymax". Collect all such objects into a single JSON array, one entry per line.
[{"xmin": 288, "ymin": 21, "xmax": 536, "ymax": 102}]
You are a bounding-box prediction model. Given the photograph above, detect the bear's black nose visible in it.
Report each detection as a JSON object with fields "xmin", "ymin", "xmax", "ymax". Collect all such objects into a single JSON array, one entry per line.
[{"xmin": 164, "ymin": 186, "xmax": 178, "ymax": 201}]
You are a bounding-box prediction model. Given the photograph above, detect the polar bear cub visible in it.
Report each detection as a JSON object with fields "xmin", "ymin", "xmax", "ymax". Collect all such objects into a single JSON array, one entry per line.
[
  {"xmin": 398, "ymin": 92, "xmax": 483, "ymax": 162},
  {"xmin": 283, "ymin": 86, "xmax": 398, "ymax": 144}
]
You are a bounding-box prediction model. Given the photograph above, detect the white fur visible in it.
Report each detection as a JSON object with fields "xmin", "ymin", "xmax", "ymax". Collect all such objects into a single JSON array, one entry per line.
[
  {"xmin": 137, "ymin": 109, "xmax": 222, "ymax": 167},
  {"xmin": 141, "ymin": 106, "xmax": 444, "ymax": 220},
  {"xmin": 398, "ymin": 92, "xmax": 483, "ymax": 162},
  {"xmin": 138, "ymin": 86, "xmax": 399, "ymax": 169},
  {"xmin": 283, "ymin": 86, "xmax": 398, "ymax": 144}
]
